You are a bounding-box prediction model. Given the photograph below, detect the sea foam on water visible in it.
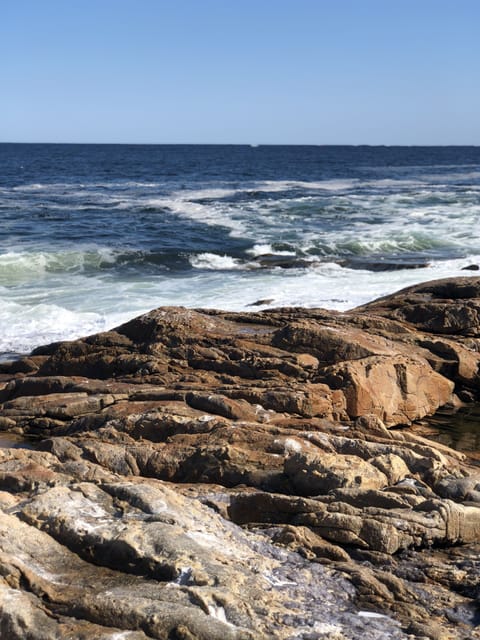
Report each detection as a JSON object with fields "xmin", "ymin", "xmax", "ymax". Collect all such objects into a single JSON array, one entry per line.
[{"xmin": 1, "ymin": 144, "xmax": 480, "ymax": 355}]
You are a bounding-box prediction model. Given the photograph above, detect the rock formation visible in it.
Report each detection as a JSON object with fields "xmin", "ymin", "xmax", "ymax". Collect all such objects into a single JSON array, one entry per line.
[{"xmin": 0, "ymin": 277, "xmax": 480, "ymax": 639}]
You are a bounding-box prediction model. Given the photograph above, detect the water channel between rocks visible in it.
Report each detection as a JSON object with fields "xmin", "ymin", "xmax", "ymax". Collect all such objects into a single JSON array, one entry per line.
[
  {"xmin": 412, "ymin": 405, "xmax": 480, "ymax": 463},
  {"xmin": 0, "ymin": 433, "xmax": 36, "ymax": 450}
]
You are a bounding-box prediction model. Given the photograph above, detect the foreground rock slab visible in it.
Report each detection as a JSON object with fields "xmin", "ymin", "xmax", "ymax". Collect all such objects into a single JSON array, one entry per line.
[{"xmin": 0, "ymin": 277, "xmax": 480, "ymax": 638}]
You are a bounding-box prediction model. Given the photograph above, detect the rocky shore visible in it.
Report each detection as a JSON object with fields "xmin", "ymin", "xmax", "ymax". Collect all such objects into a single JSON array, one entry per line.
[{"xmin": 0, "ymin": 277, "xmax": 480, "ymax": 639}]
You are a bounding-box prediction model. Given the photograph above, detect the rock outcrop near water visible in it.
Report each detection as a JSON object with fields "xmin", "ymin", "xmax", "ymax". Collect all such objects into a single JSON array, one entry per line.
[{"xmin": 1, "ymin": 277, "xmax": 480, "ymax": 639}]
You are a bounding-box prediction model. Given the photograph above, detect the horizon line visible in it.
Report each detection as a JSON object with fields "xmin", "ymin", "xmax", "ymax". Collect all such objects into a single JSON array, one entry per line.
[{"xmin": 1, "ymin": 141, "xmax": 480, "ymax": 148}]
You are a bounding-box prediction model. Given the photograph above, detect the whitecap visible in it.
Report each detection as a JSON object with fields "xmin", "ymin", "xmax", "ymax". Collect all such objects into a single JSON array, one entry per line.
[
  {"xmin": 189, "ymin": 253, "xmax": 243, "ymax": 270},
  {"xmin": 246, "ymin": 243, "xmax": 297, "ymax": 257}
]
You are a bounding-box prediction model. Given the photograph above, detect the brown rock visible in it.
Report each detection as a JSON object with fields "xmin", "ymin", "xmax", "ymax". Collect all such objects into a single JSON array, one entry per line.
[
  {"xmin": 0, "ymin": 277, "xmax": 480, "ymax": 638},
  {"xmin": 270, "ymin": 524, "xmax": 350, "ymax": 562},
  {"xmin": 284, "ymin": 450, "xmax": 388, "ymax": 495},
  {"xmin": 355, "ymin": 276, "xmax": 480, "ymax": 337},
  {"xmin": 323, "ymin": 354, "xmax": 454, "ymax": 425},
  {"xmin": 370, "ymin": 454, "xmax": 410, "ymax": 485}
]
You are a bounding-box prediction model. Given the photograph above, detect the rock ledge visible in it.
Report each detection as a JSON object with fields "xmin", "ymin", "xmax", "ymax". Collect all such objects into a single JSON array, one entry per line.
[{"xmin": 1, "ymin": 277, "xmax": 480, "ymax": 639}]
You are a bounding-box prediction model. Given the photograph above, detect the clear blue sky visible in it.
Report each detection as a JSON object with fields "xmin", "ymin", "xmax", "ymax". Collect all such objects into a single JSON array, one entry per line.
[{"xmin": 2, "ymin": 0, "xmax": 479, "ymax": 145}]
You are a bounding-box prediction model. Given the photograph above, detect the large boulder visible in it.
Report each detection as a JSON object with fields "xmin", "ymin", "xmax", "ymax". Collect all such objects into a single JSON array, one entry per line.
[{"xmin": 322, "ymin": 354, "xmax": 454, "ymax": 425}]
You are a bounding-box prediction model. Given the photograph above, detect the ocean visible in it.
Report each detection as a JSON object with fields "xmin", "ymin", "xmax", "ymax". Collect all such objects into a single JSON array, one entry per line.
[{"xmin": 1, "ymin": 143, "xmax": 480, "ymax": 357}]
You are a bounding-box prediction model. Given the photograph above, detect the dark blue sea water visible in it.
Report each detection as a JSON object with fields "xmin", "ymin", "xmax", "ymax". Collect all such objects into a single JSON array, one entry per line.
[{"xmin": 1, "ymin": 143, "xmax": 480, "ymax": 354}]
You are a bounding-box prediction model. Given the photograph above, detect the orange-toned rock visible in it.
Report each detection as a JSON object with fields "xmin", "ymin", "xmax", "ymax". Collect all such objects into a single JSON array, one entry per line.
[{"xmin": 322, "ymin": 354, "xmax": 454, "ymax": 425}]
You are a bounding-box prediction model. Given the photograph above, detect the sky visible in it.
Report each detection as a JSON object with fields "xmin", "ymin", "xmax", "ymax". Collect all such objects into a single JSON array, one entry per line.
[{"xmin": 1, "ymin": 0, "xmax": 479, "ymax": 145}]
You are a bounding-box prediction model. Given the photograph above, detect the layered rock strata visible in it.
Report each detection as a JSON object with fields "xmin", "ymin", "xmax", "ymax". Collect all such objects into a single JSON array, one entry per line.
[{"xmin": 0, "ymin": 277, "xmax": 480, "ymax": 639}]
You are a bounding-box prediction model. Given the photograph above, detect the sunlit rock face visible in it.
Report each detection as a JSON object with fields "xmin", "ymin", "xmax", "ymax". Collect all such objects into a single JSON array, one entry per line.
[{"xmin": 1, "ymin": 277, "xmax": 480, "ymax": 639}]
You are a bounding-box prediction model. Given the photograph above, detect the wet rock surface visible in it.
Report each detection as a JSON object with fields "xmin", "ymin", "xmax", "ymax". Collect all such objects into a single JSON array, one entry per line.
[{"xmin": 0, "ymin": 277, "xmax": 480, "ymax": 638}]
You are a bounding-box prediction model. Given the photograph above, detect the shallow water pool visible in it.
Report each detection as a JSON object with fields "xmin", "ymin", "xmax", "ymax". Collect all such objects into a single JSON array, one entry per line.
[{"xmin": 414, "ymin": 405, "xmax": 480, "ymax": 460}]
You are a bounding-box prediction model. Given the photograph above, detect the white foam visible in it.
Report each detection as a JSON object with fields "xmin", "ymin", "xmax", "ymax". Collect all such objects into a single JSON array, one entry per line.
[
  {"xmin": 144, "ymin": 180, "xmax": 362, "ymax": 238},
  {"xmin": 168, "ymin": 182, "xmax": 480, "ymax": 254},
  {"xmin": 0, "ymin": 300, "xmax": 106, "ymax": 354},
  {"xmin": 1, "ymin": 251, "xmax": 478, "ymax": 356},
  {"xmin": 253, "ymin": 179, "xmax": 359, "ymax": 192},
  {"xmin": 246, "ymin": 244, "xmax": 274, "ymax": 257},
  {"xmin": 189, "ymin": 253, "xmax": 243, "ymax": 270},
  {"xmin": 0, "ymin": 252, "xmax": 49, "ymax": 283},
  {"xmin": 246, "ymin": 243, "xmax": 296, "ymax": 258},
  {"xmin": 3, "ymin": 174, "xmax": 480, "ymax": 355},
  {"xmin": 176, "ymin": 187, "xmax": 237, "ymax": 200},
  {"xmin": 12, "ymin": 183, "xmax": 50, "ymax": 191},
  {"xmin": 0, "ymin": 248, "xmax": 117, "ymax": 284},
  {"xmin": 139, "ymin": 190, "xmax": 248, "ymax": 235}
]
